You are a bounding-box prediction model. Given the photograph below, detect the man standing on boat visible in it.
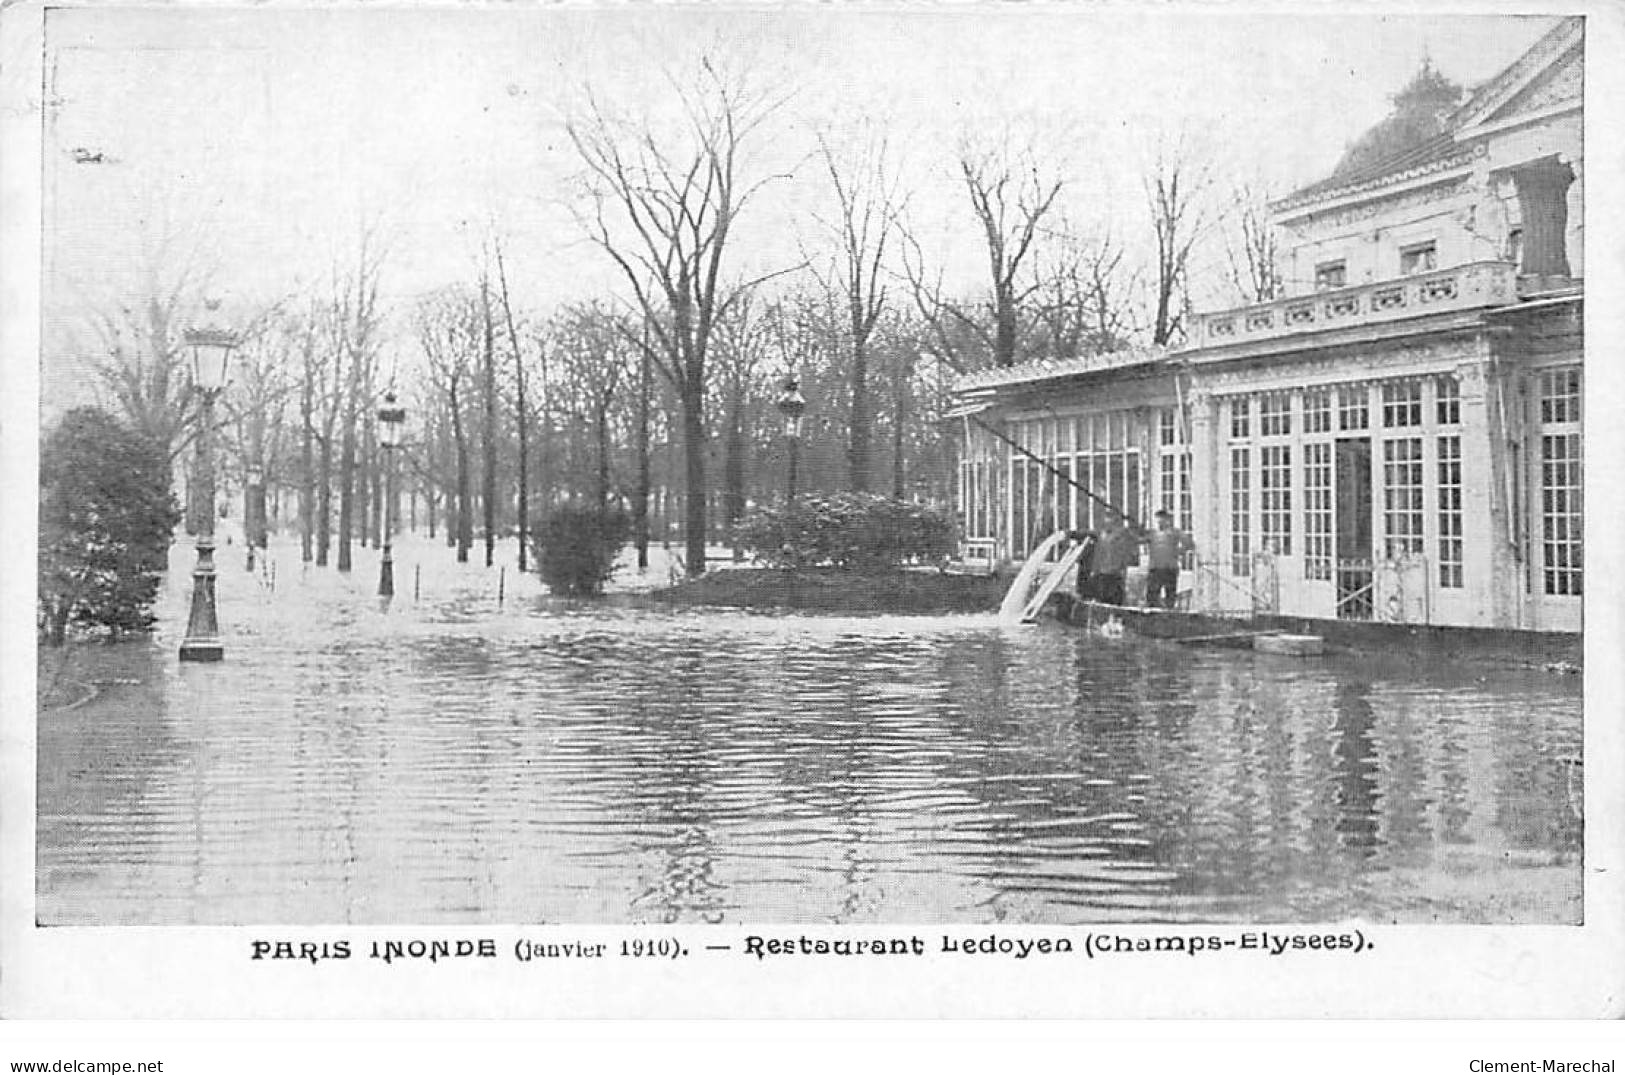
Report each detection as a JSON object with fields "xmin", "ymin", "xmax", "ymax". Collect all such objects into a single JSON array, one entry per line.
[
  {"xmin": 1145, "ymin": 509, "xmax": 1195, "ymax": 610},
  {"xmin": 1069, "ymin": 529, "xmax": 1099, "ymax": 601},
  {"xmin": 1090, "ymin": 513, "xmax": 1141, "ymax": 607}
]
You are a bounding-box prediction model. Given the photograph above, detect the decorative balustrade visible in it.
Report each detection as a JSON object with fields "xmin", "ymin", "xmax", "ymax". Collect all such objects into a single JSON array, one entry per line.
[{"xmin": 1191, "ymin": 261, "xmax": 1518, "ymax": 350}]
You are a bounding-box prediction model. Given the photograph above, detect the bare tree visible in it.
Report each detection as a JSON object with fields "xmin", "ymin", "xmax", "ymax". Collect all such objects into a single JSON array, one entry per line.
[
  {"xmin": 492, "ymin": 240, "xmax": 531, "ymax": 572},
  {"xmin": 806, "ymin": 128, "xmax": 905, "ymax": 492},
  {"xmin": 477, "ymin": 270, "xmax": 499, "ymax": 567},
  {"xmin": 295, "ymin": 300, "xmax": 322, "ymax": 562},
  {"xmin": 79, "ymin": 227, "xmax": 217, "ymax": 468},
  {"xmin": 1144, "ymin": 135, "xmax": 1213, "ymax": 346},
  {"xmin": 332, "ymin": 233, "xmax": 386, "ymax": 574},
  {"xmin": 1222, "ymin": 178, "xmax": 1281, "ymax": 304},
  {"xmin": 418, "ymin": 288, "xmax": 480, "ymax": 563},
  {"xmin": 225, "ymin": 308, "xmax": 296, "ymax": 567},
  {"xmin": 552, "ymin": 301, "xmax": 631, "ymax": 508},
  {"xmin": 897, "ymin": 227, "xmax": 985, "ymax": 376},
  {"xmin": 1028, "ymin": 219, "xmax": 1140, "ymax": 358},
  {"xmin": 566, "ymin": 53, "xmax": 792, "ymax": 576},
  {"xmin": 711, "ymin": 292, "xmax": 774, "ymax": 548},
  {"xmin": 957, "ymin": 136, "xmax": 1064, "ymax": 367}
]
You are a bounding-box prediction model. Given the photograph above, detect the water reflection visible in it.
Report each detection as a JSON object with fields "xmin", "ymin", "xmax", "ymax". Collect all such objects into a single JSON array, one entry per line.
[{"xmin": 35, "ymin": 538, "xmax": 1582, "ymax": 925}]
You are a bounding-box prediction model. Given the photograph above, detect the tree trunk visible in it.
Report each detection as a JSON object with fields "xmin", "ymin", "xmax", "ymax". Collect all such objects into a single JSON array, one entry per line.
[
  {"xmin": 849, "ymin": 338, "xmax": 872, "ymax": 492},
  {"xmin": 595, "ymin": 402, "xmax": 612, "ymax": 510},
  {"xmin": 336, "ymin": 409, "xmax": 356, "ymax": 573},
  {"xmin": 316, "ymin": 436, "xmax": 333, "ymax": 566},
  {"xmin": 364, "ymin": 418, "xmax": 379, "ymax": 550},
  {"xmin": 995, "ymin": 295, "xmax": 1018, "ymax": 367},
  {"xmin": 681, "ymin": 379, "xmax": 707, "ymax": 577},
  {"xmin": 517, "ymin": 399, "xmax": 529, "ymax": 571},
  {"xmin": 300, "ymin": 382, "xmax": 314, "ymax": 563},
  {"xmin": 481, "ymin": 281, "xmax": 497, "ymax": 569},
  {"xmin": 634, "ymin": 341, "xmax": 650, "ymax": 569},
  {"xmin": 892, "ymin": 351, "xmax": 913, "ymax": 499},
  {"xmin": 495, "ymin": 247, "xmax": 529, "ymax": 573},
  {"xmin": 724, "ymin": 381, "xmax": 745, "ymax": 559},
  {"xmin": 451, "ymin": 387, "xmax": 472, "ymax": 564}
]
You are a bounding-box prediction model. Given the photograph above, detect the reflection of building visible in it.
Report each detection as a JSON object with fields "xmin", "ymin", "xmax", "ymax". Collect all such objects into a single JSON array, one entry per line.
[{"xmin": 954, "ymin": 18, "xmax": 1582, "ymax": 632}]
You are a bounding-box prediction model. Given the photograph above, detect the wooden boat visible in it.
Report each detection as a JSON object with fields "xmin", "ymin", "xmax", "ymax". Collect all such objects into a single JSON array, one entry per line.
[
  {"xmin": 1057, "ymin": 595, "xmax": 1276, "ymax": 649},
  {"xmin": 1054, "ymin": 593, "xmax": 1581, "ymax": 669}
]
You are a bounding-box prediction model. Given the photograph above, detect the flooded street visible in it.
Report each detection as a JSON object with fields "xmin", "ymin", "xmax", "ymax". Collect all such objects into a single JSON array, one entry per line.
[{"xmin": 37, "ymin": 535, "xmax": 1582, "ymax": 926}]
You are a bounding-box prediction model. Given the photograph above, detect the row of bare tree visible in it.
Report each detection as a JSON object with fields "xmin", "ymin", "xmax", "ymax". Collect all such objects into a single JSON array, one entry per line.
[{"xmin": 74, "ymin": 51, "xmax": 1283, "ymax": 579}]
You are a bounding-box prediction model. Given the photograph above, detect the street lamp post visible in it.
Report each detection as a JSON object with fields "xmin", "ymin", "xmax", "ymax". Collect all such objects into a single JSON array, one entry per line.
[
  {"xmin": 377, "ymin": 391, "xmax": 407, "ymax": 598},
  {"xmin": 775, "ymin": 377, "xmax": 807, "ymax": 502},
  {"xmin": 179, "ymin": 311, "xmax": 238, "ymax": 663}
]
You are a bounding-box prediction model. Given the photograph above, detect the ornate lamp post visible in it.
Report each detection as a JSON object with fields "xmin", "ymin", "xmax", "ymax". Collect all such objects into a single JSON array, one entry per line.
[
  {"xmin": 179, "ymin": 310, "xmax": 238, "ymax": 662},
  {"xmin": 775, "ymin": 377, "xmax": 807, "ymax": 502},
  {"xmin": 377, "ymin": 391, "xmax": 407, "ymax": 598}
]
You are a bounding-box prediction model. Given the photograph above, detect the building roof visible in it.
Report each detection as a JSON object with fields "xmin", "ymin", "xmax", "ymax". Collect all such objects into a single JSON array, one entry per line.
[
  {"xmin": 1274, "ymin": 16, "xmax": 1582, "ymax": 214},
  {"xmin": 951, "ymin": 348, "xmax": 1172, "ymax": 400}
]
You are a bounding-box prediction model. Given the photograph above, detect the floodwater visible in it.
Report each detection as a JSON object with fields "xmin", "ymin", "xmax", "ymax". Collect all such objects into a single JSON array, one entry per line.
[{"xmin": 36, "ymin": 534, "xmax": 1582, "ymax": 925}]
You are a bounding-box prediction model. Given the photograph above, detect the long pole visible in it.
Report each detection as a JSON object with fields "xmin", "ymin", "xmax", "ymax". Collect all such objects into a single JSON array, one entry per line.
[
  {"xmin": 379, "ymin": 444, "xmax": 396, "ymax": 598},
  {"xmin": 180, "ymin": 390, "xmax": 224, "ymax": 662},
  {"xmin": 971, "ymin": 414, "xmax": 1137, "ymax": 528}
]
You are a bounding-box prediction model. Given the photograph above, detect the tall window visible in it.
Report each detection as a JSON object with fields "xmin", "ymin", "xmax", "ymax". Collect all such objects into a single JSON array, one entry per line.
[
  {"xmin": 1260, "ymin": 445, "xmax": 1292, "ymax": 555},
  {"xmin": 1158, "ymin": 407, "xmax": 1192, "ymax": 537},
  {"xmin": 1230, "ymin": 397, "xmax": 1250, "ymax": 440},
  {"xmin": 1304, "ymin": 442, "xmax": 1333, "ymax": 580},
  {"xmin": 1540, "ymin": 368, "xmax": 1581, "ymax": 424},
  {"xmin": 1304, "ymin": 388, "xmax": 1333, "ymax": 434},
  {"xmin": 1435, "ymin": 374, "xmax": 1461, "ymax": 426},
  {"xmin": 1339, "ymin": 385, "xmax": 1369, "ymax": 431},
  {"xmin": 1259, "ymin": 392, "xmax": 1291, "ymax": 436},
  {"xmin": 1069, "ymin": 411, "xmax": 1143, "ymax": 535},
  {"xmin": 1437, "ymin": 435, "xmax": 1463, "ymax": 588},
  {"xmin": 1539, "ymin": 368, "xmax": 1582, "ymax": 596},
  {"xmin": 1382, "ymin": 437, "xmax": 1425, "ymax": 558},
  {"xmin": 1230, "ymin": 447, "xmax": 1251, "ymax": 576},
  {"xmin": 1382, "ymin": 380, "xmax": 1422, "ymax": 428}
]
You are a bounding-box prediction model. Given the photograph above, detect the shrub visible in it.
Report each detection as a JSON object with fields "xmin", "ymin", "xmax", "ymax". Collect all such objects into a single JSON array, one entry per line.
[
  {"xmin": 530, "ymin": 503, "xmax": 632, "ymax": 596},
  {"xmin": 734, "ymin": 493, "xmax": 957, "ymax": 570},
  {"xmin": 38, "ymin": 407, "xmax": 181, "ymax": 645}
]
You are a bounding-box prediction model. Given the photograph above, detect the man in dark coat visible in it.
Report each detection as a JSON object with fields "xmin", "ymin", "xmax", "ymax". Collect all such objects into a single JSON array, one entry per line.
[
  {"xmin": 1070, "ymin": 530, "xmax": 1099, "ymax": 601},
  {"xmin": 1090, "ymin": 513, "xmax": 1140, "ymax": 606}
]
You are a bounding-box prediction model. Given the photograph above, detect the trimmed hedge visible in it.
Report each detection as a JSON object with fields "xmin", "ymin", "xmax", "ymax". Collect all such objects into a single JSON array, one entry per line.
[{"xmin": 734, "ymin": 493, "xmax": 956, "ymax": 570}]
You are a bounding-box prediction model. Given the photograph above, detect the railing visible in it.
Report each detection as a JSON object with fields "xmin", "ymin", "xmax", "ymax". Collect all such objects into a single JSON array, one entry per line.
[
  {"xmin": 1190, "ymin": 261, "xmax": 1518, "ymax": 350},
  {"xmin": 1336, "ymin": 560, "xmax": 1375, "ymax": 621}
]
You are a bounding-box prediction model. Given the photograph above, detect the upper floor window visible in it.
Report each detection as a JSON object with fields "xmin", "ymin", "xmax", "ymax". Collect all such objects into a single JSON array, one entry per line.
[
  {"xmin": 1400, "ymin": 241, "xmax": 1437, "ymax": 276},
  {"xmin": 1435, "ymin": 375, "xmax": 1461, "ymax": 426},
  {"xmin": 1540, "ymin": 368, "xmax": 1582, "ymax": 425},
  {"xmin": 1230, "ymin": 397, "xmax": 1250, "ymax": 440},
  {"xmin": 1506, "ymin": 228, "xmax": 1524, "ymax": 270},
  {"xmin": 1259, "ymin": 392, "xmax": 1291, "ymax": 437},
  {"xmin": 1315, "ymin": 260, "xmax": 1347, "ymax": 291}
]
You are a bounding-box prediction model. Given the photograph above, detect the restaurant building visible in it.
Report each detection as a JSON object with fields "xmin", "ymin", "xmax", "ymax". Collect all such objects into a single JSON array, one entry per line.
[{"xmin": 954, "ymin": 17, "xmax": 1583, "ymax": 634}]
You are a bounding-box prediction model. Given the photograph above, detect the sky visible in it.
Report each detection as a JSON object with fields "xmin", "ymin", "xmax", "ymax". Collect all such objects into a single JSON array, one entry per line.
[{"xmin": 38, "ymin": 4, "xmax": 1562, "ymax": 408}]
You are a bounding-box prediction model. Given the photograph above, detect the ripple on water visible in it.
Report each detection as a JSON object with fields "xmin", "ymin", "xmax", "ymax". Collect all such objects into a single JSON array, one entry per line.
[{"xmin": 34, "ymin": 536, "xmax": 1584, "ymax": 925}]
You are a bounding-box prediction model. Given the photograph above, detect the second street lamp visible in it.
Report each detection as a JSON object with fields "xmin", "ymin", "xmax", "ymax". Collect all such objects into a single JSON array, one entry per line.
[
  {"xmin": 178, "ymin": 308, "xmax": 238, "ymax": 663},
  {"xmin": 775, "ymin": 377, "xmax": 807, "ymax": 502},
  {"xmin": 377, "ymin": 391, "xmax": 407, "ymax": 599}
]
